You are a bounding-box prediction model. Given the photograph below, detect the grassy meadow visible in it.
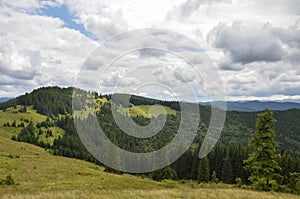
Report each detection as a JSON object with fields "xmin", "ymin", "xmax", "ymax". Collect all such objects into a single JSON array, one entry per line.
[
  {"xmin": 0, "ymin": 106, "xmax": 64, "ymax": 144},
  {"xmin": 0, "ymin": 134, "xmax": 298, "ymax": 199}
]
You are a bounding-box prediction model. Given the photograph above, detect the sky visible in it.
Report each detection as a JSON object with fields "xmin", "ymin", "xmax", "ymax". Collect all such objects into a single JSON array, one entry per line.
[{"xmin": 0, "ymin": 0, "xmax": 300, "ymax": 102}]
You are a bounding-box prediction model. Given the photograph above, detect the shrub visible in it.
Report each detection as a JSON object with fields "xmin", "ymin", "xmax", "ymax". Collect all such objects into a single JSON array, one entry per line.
[
  {"xmin": 235, "ymin": 177, "xmax": 243, "ymax": 187},
  {"xmin": 11, "ymin": 135, "xmax": 17, "ymax": 141},
  {"xmin": 211, "ymin": 171, "xmax": 219, "ymax": 184},
  {"xmin": 160, "ymin": 179, "xmax": 177, "ymax": 188},
  {"xmin": 287, "ymin": 172, "xmax": 300, "ymax": 194},
  {"xmin": 0, "ymin": 175, "xmax": 15, "ymax": 186}
]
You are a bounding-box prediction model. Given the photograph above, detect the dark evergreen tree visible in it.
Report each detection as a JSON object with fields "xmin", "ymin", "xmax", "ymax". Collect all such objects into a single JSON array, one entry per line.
[
  {"xmin": 244, "ymin": 110, "xmax": 282, "ymax": 191},
  {"xmin": 221, "ymin": 155, "xmax": 234, "ymax": 184},
  {"xmin": 197, "ymin": 157, "xmax": 210, "ymax": 183},
  {"xmin": 152, "ymin": 166, "xmax": 177, "ymax": 181}
]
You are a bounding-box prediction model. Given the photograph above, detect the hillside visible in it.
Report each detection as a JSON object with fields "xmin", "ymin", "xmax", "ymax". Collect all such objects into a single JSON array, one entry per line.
[
  {"xmin": 0, "ymin": 129, "xmax": 298, "ymax": 198},
  {"xmin": 0, "ymin": 87, "xmax": 299, "ymax": 197},
  {"xmin": 0, "ymin": 106, "xmax": 65, "ymax": 145}
]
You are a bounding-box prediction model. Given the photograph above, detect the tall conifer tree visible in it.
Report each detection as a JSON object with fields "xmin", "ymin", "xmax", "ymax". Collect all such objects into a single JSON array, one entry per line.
[{"xmin": 244, "ymin": 110, "xmax": 282, "ymax": 191}]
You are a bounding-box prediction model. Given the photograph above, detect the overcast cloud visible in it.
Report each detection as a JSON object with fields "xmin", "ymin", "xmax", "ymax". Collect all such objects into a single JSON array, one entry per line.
[{"xmin": 0, "ymin": 0, "xmax": 299, "ymax": 102}]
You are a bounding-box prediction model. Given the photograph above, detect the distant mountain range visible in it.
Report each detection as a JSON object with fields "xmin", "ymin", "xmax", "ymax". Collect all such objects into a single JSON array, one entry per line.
[
  {"xmin": 202, "ymin": 101, "xmax": 300, "ymax": 112},
  {"xmin": 0, "ymin": 98, "xmax": 11, "ymax": 103}
]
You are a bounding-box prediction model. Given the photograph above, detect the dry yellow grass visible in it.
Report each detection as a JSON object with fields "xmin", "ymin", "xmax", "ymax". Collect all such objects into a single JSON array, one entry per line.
[{"xmin": 1, "ymin": 187, "xmax": 299, "ymax": 199}]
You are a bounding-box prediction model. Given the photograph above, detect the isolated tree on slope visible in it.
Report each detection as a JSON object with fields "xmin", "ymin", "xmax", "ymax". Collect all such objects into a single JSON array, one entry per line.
[{"xmin": 244, "ymin": 110, "xmax": 282, "ymax": 191}]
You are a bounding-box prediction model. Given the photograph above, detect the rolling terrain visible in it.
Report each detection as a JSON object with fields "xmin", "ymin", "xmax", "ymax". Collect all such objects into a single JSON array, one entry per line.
[{"xmin": 0, "ymin": 87, "xmax": 299, "ymax": 198}]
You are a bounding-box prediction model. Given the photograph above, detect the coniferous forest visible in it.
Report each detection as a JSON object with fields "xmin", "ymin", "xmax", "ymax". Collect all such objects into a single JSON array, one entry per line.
[{"xmin": 1, "ymin": 87, "xmax": 300, "ymax": 194}]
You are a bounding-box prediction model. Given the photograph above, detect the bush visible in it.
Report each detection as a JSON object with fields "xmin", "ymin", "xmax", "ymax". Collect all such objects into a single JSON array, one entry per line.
[
  {"xmin": 0, "ymin": 175, "xmax": 15, "ymax": 186},
  {"xmin": 11, "ymin": 135, "xmax": 17, "ymax": 141},
  {"xmin": 235, "ymin": 177, "xmax": 243, "ymax": 187},
  {"xmin": 252, "ymin": 178, "xmax": 280, "ymax": 192},
  {"xmin": 287, "ymin": 172, "xmax": 300, "ymax": 194},
  {"xmin": 211, "ymin": 171, "xmax": 219, "ymax": 184},
  {"xmin": 160, "ymin": 179, "xmax": 178, "ymax": 188},
  {"xmin": 12, "ymin": 120, "xmax": 16, "ymax": 127}
]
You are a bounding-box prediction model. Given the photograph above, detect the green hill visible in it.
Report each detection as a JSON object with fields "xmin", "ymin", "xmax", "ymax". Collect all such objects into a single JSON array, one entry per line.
[
  {"xmin": 0, "ymin": 86, "xmax": 299, "ymax": 197},
  {"xmin": 1, "ymin": 87, "xmax": 299, "ymax": 156}
]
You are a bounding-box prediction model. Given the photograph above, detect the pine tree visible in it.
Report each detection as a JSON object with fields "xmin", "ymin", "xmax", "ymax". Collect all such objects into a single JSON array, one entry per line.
[
  {"xmin": 222, "ymin": 154, "xmax": 233, "ymax": 184},
  {"xmin": 244, "ymin": 110, "xmax": 282, "ymax": 191},
  {"xmin": 197, "ymin": 157, "xmax": 210, "ymax": 183}
]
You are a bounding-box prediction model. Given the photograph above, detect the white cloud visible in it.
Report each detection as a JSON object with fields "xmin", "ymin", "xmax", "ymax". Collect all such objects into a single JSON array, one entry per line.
[
  {"xmin": 63, "ymin": 0, "xmax": 128, "ymax": 39},
  {"xmin": 1, "ymin": 0, "xmax": 299, "ymax": 102},
  {"xmin": 167, "ymin": 0, "xmax": 232, "ymax": 20},
  {"xmin": 209, "ymin": 22, "xmax": 284, "ymax": 64},
  {"xmin": 0, "ymin": 4, "xmax": 97, "ymax": 96},
  {"xmin": 3, "ymin": 0, "xmax": 63, "ymax": 13}
]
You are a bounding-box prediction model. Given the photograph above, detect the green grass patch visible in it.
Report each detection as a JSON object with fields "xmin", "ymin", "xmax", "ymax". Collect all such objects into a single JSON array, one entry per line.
[
  {"xmin": 0, "ymin": 106, "xmax": 64, "ymax": 145},
  {"xmin": 128, "ymin": 105, "xmax": 176, "ymax": 118}
]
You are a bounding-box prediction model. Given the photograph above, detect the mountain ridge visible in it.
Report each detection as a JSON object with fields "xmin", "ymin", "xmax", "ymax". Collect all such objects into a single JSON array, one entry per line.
[{"xmin": 201, "ymin": 100, "xmax": 300, "ymax": 112}]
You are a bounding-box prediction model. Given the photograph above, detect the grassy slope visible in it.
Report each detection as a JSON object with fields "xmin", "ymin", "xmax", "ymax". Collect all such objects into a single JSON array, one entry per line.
[
  {"xmin": 75, "ymin": 98, "xmax": 177, "ymax": 119},
  {"xmin": 0, "ymin": 106, "xmax": 64, "ymax": 144},
  {"xmin": 0, "ymin": 135, "xmax": 298, "ymax": 199},
  {"xmin": 129, "ymin": 105, "xmax": 176, "ymax": 118}
]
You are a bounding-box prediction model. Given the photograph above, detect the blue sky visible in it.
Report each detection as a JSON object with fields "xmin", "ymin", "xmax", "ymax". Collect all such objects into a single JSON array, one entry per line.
[{"xmin": 38, "ymin": 5, "xmax": 98, "ymax": 40}]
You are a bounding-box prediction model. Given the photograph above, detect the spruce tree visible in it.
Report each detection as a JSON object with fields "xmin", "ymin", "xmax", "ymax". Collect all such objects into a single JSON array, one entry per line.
[
  {"xmin": 197, "ymin": 157, "xmax": 210, "ymax": 183},
  {"xmin": 222, "ymin": 155, "xmax": 233, "ymax": 184},
  {"xmin": 244, "ymin": 110, "xmax": 282, "ymax": 191}
]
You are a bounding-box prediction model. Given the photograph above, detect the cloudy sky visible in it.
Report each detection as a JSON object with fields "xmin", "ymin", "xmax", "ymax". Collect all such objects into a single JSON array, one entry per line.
[{"xmin": 1, "ymin": 0, "xmax": 300, "ymax": 102}]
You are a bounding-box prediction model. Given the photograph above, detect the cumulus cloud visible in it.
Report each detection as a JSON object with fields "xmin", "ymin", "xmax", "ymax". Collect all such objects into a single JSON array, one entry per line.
[
  {"xmin": 219, "ymin": 60, "xmax": 300, "ymax": 98},
  {"xmin": 208, "ymin": 22, "xmax": 284, "ymax": 64},
  {"xmin": 251, "ymin": 0, "xmax": 300, "ymax": 16},
  {"xmin": 167, "ymin": 0, "xmax": 232, "ymax": 20},
  {"xmin": 138, "ymin": 48, "xmax": 166, "ymax": 58},
  {"xmin": 63, "ymin": 0, "xmax": 128, "ymax": 39},
  {"xmin": 271, "ymin": 26, "xmax": 300, "ymax": 49},
  {"xmin": 205, "ymin": 19, "xmax": 300, "ymax": 100},
  {"xmin": 173, "ymin": 66, "xmax": 196, "ymax": 83},
  {"xmin": 0, "ymin": 2, "xmax": 97, "ymax": 96},
  {"xmin": 3, "ymin": 0, "xmax": 63, "ymax": 13}
]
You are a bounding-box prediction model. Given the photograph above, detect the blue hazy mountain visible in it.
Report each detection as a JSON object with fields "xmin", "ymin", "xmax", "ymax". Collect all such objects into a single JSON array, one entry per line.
[
  {"xmin": 202, "ymin": 100, "xmax": 300, "ymax": 112},
  {"xmin": 0, "ymin": 98, "xmax": 11, "ymax": 102}
]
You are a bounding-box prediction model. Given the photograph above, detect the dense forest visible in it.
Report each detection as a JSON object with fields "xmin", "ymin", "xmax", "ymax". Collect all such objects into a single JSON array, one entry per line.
[{"xmin": 1, "ymin": 87, "xmax": 300, "ymax": 193}]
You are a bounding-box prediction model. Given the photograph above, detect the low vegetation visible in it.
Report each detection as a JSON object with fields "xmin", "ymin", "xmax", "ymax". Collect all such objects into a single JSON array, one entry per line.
[{"xmin": 0, "ymin": 133, "xmax": 299, "ymax": 198}]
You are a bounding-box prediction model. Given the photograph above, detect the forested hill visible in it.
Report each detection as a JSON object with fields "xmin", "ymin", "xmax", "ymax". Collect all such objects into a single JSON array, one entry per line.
[
  {"xmin": 0, "ymin": 86, "xmax": 299, "ymax": 156},
  {"xmin": 0, "ymin": 86, "xmax": 300, "ymax": 188}
]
